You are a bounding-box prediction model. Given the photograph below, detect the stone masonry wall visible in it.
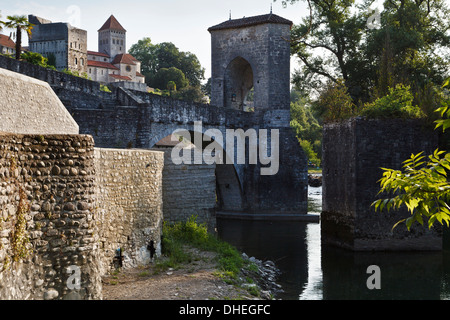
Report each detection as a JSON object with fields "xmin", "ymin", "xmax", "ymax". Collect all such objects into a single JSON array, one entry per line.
[
  {"xmin": 322, "ymin": 117, "xmax": 441, "ymax": 251},
  {"xmin": 0, "ymin": 133, "xmax": 165, "ymax": 299},
  {"xmin": 94, "ymin": 148, "xmax": 164, "ymax": 273},
  {"xmin": 0, "ymin": 68, "xmax": 79, "ymax": 135},
  {"xmin": 0, "ymin": 55, "xmax": 101, "ymax": 95},
  {"xmin": 158, "ymin": 147, "xmax": 216, "ymax": 231},
  {"xmin": 0, "ymin": 132, "xmax": 101, "ymax": 300}
]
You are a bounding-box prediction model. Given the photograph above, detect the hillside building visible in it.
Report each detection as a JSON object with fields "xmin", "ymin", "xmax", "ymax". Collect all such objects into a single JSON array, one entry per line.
[
  {"xmin": 28, "ymin": 14, "xmax": 145, "ymax": 89},
  {"xmin": 0, "ymin": 34, "xmax": 16, "ymax": 55},
  {"xmin": 87, "ymin": 15, "xmax": 145, "ymax": 86}
]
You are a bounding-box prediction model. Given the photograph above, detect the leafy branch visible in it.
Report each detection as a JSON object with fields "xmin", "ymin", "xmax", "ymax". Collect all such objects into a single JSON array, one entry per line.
[{"xmin": 372, "ymin": 78, "xmax": 450, "ymax": 230}]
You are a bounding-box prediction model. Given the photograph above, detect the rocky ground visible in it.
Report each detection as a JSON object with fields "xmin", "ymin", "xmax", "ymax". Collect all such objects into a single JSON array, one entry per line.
[{"xmin": 102, "ymin": 247, "xmax": 282, "ymax": 300}]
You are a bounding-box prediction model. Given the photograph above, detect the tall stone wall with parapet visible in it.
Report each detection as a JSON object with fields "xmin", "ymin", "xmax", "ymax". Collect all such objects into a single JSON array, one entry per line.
[
  {"xmin": 0, "ymin": 132, "xmax": 164, "ymax": 300},
  {"xmin": 322, "ymin": 117, "xmax": 441, "ymax": 251}
]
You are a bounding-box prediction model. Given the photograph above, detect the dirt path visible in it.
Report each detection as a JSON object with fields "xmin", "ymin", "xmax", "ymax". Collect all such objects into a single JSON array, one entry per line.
[{"xmin": 101, "ymin": 248, "xmax": 256, "ymax": 300}]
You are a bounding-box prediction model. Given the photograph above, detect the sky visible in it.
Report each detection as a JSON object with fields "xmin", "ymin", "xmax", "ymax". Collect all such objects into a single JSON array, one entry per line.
[{"xmin": 0, "ymin": 0, "xmax": 309, "ymax": 81}]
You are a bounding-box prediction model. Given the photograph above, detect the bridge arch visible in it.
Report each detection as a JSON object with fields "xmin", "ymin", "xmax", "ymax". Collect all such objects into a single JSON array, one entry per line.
[{"xmin": 150, "ymin": 126, "xmax": 244, "ymax": 214}]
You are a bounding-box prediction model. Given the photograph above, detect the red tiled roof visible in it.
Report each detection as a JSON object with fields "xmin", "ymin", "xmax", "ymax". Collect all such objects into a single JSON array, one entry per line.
[
  {"xmin": 111, "ymin": 53, "xmax": 137, "ymax": 65},
  {"xmin": 0, "ymin": 34, "xmax": 15, "ymax": 49},
  {"xmin": 88, "ymin": 60, "xmax": 119, "ymax": 70},
  {"xmin": 109, "ymin": 74, "xmax": 131, "ymax": 80},
  {"xmin": 136, "ymin": 71, "xmax": 144, "ymax": 77},
  {"xmin": 98, "ymin": 15, "xmax": 126, "ymax": 32},
  {"xmin": 208, "ymin": 13, "xmax": 293, "ymax": 32},
  {"xmin": 87, "ymin": 50, "xmax": 110, "ymax": 58}
]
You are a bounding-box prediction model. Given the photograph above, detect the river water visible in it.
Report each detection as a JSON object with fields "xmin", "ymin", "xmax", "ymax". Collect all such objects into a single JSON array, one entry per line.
[{"xmin": 216, "ymin": 186, "xmax": 450, "ymax": 300}]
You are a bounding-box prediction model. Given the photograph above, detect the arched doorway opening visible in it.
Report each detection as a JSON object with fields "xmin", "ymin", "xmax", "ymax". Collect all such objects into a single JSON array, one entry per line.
[{"xmin": 224, "ymin": 57, "xmax": 254, "ymax": 111}]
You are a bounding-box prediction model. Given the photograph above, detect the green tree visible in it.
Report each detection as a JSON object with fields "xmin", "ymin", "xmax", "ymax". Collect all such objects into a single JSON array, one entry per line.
[
  {"xmin": 202, "ymin": 78, "xmax": 211, "ymax": 98},
  {"xmin": 360, "ymin": 84, "xmax": 425, "ymax": 119},
  {"xmin": 278, "ymin": 0, "xmax": 450, "ymax": 106},
  {"xmin": 313, "ymin": 79, "xmax": 356, "ymax": 122},
  {"xmin": 173, "ymin": 85, "xmax": 205, "ymax": 103},
  {"xmin": 129, "ymin": 38, "xmax": 205, "ymax": 91},
  {"xmin": 3, "ymin": 15, "xmax": 34, "ymax": 60},
  {"xmin": 373, "ymin": 79, "xmax": 450, "ymax": 230},
  {"xmin": 20, "ymin": 51, "xmax": 48, "ymax": 67},
  {"xmin": 128, "ymin": 37, "xmax": 159, "ymax": 78},
  {"xmin": 279, "ymin": 0, "xmax": 370, "ymax": 102},
  {"xmin": 290, "ymin": 92, "xmax": 323, "ymax": 165},
  {"xmin": 153, "ymin": 67, "xmax": 188, "ymax": 91}
]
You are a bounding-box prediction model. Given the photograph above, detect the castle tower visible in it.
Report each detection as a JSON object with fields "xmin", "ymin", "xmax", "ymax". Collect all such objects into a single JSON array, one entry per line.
[
  {"xmin": 208, "ymin": 13, "xmax": 292, "ymax": 123},
  {"xmin": 98, "ymin": 15, "xmax": 126, "ymax": 59}
]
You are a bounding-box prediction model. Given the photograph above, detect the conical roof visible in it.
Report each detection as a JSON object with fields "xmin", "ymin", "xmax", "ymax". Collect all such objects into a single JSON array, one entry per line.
[{"xmin": 98, "ymin": 15, "xmax": 126, "ymax": 32}]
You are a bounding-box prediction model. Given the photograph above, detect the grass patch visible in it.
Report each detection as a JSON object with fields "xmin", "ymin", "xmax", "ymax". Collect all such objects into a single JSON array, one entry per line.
[{"xmin": 157, "ymin": 216, "xmax": 245, "ymax": 280}]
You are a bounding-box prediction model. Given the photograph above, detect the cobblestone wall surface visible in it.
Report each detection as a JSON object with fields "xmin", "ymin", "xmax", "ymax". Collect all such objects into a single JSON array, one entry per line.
[
  {"xmin": 94, "ymin": 148, "xmax": 164, "ymax": 273},
  {"xmin": 0, "ymin": 132, "xmax": 100, "ymax": 300},
  {"xmin": 0, "ymin": 133, "xmax": 164, "ymax": 300}
]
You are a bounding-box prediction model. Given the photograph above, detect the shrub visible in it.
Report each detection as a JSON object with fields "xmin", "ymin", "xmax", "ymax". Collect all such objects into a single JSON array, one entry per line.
[
  {"xmin": 317, "ymin": 79, "xmax": 356, "ymax": 122},
  {"xmin": 20, "ymin": 51, "xmax": 55, "ymax": 70},
  {"xmin": 361, "ymin": 84, "xmax": 425, "ymax": 119}
]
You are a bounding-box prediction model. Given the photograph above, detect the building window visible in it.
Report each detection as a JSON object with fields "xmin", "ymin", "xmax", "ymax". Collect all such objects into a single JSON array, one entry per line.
[
  {"xmin": 75, "ymin": 57, "xmax": 78, "ymax": 65},
  {"xmin": 126, "ymin": 65, "xmax": 131, "ymax": 72},
  {"xmin": 81, "ymin": 58, "xmax": 84, "ymax": 66},
  {"xmin": 89, "ymin": 68, "xmax": 91, "ymax": 73}
]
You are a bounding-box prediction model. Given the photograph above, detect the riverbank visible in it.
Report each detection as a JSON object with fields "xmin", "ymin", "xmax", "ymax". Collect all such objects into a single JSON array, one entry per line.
[
  {"xmin": 102, "ymin": 217, "xmax": 283, "ymax": 300},
  {"xmin": 102, "ymin": 245, "xmax": 283, "ymax": 300}
]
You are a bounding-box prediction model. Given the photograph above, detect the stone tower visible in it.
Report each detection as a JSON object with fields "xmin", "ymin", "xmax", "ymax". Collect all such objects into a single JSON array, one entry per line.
[
  {"xmin": 98, "ymin": 15, "xmax": 126, "ymax": 59},
  {"xmin": 208, "ymin": 13, "xmax": 292, "ymax": 124},
  {"xmin": 208, "ymin": 13, "xmax": 309, "ymax": 216}
]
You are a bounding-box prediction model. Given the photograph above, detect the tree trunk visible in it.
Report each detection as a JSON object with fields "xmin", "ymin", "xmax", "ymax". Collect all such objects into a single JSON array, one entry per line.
[{"xmin": 15, "ymin": 27, "xmax": 21, "ymax": 60}]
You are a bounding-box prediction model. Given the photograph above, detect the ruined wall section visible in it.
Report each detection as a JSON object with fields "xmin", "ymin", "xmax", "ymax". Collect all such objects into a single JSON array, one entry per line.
[{"xmin": 322, "ymin": 117, "xmax": 441, "ymax": 251}]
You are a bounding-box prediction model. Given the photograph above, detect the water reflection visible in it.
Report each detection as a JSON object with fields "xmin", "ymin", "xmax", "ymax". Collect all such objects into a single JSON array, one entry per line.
[
  {"xmin": 216, "ymin": 186, "xmax": 450, "ymax": 300},
  {"xmin": 216, "ymin": 218, "xmax": 309, "ymax": 300}
]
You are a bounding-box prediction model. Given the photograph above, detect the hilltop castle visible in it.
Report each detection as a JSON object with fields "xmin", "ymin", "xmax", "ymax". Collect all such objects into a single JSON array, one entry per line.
[{"xmin": 28, "ymin": 14, "xmax": 145, "ymax": 89}]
